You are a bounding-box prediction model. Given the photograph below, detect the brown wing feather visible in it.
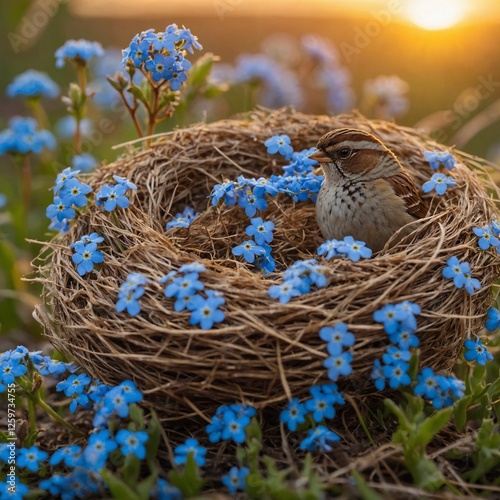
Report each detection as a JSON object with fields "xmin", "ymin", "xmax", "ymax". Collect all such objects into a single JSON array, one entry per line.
[{"xmin": 386, "ymin": 170, "xmax": 428, "ymax": 219}]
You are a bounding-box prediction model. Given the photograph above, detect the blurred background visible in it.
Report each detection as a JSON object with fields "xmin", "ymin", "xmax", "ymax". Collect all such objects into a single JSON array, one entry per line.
[{"xmin": 0, "ymin": 0, "xmax": 499, "ymax": 345}]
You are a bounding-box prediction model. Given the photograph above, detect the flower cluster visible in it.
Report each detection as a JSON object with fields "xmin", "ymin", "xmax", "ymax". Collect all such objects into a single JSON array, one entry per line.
[
  {"xmin": 371, "ymin": 301, "xmax": 421, "ymax": 390},
  {"xmin": 95, "ymin": 175, "xmax": 137, "ymax": 212},
  {"xmin": 302, "ymin": 34, "xmax": 354, "ymax": 114},
  {"xmin": 7, "ymin": 69, "xmax": 60, "ymax": 99},
  {"xmin": 280, "ymin": 384, "xmax": 344, "ymax": 452},
  {"xmin": 424, "ymin": 150, "xmax": 456, "ymax": 171},
  {"xmin": 317, "ymin": 236, "xmax": 372, "ymax": 262},
  {"xmin": 413, "ymin": 367, "xmax": 466, "ymax": 409},
  {"xmin": 206, "ymin": 403, "xmax": 256, "ymax": 444},
  {"xmin": 55, "ymin": 39, "xmax": 104, "ymax": 68},
  {"xmin": 47, "ymin": 168, "xmax": 92, "ymax": 232},
  {"xmin": 473, "ymin": 223, "xmax": 500, "ymax": 251},
  {"xmin": 232, "ymin": 217, "xmax": 275, "ymax": 272},
  {"xmin": 320, "ymin": 323, "xmax": 355, "ymax": 381},
  {"xmin": 0, "ymin": 116, "xmax": 55, "ymax": 156},
  {"xmin": 268, "ymin": 259, "xmax": 327, "ymax": 303},
  {"xmin": 422, "ymin": 150, "xmax": 457, "ymax": 195},
  {"xmin": 0, "ymin": 346, "xmax": 187, "ymax": 499},
  {"xmin": 116, "ymin": 272, "xmax": 149, "ymax": 316},
  {"xmin": 166, "ymin": 205, "xmax": 199, "ymax": 229},
  {"xmin": 442, "ymin": 256, "xmax": 481, "ymax": 294},
  {"xmin": 161, "ymin": 262, "xmax": 225, "ymax": 329},
  {"xmin": 122, "ymin": 25, "xmax": 202, "ymax": 88},
  {"xmin": 70, "ymin": 233, "xmax": 105, "ymax": 276}
]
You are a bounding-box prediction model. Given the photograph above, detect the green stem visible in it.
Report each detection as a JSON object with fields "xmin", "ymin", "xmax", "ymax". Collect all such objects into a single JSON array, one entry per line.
[
  {"xmin": 26, "ymin": 397, "xmax": 38, "ymax": 436},
  {"xmin": 119, "ymin": 90, "xmax": 144, "ymax": 137},
  {"xmin": 31, "ymin": 393, "xmax": 86, "ymax": 438},
  {"xmin": 27, "ymin": 98, "xmax": 49, "ymax": 129}
]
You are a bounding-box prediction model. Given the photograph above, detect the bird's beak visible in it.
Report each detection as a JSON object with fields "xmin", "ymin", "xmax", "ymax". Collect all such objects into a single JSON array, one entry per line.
[{"xmin": 308, "ymin": 149, "xmax": 331, "ymax": 163}]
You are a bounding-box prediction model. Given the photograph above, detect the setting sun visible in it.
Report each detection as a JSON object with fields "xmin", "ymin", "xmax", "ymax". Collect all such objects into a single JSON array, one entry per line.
[{"xmin": 406, "ymin": 0, "xmax": 470, "ymax": 30}]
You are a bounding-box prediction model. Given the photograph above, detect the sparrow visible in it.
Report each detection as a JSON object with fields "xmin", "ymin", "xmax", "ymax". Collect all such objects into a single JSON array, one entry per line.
[{"xmin": 310, "ymin": 128, "xmax": 427, "ymax": 252}]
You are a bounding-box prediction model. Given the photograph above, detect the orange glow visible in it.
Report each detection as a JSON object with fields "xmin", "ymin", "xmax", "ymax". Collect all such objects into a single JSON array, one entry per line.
[{"xmin": 405, "ymin": 0, "xmax": 470, "ymax": 30}]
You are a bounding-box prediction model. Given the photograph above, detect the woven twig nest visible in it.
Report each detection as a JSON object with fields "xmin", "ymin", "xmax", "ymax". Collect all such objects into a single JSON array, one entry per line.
[{"xmin": 35, "ymin": 108, "xmax": 500, "ymax": 421}]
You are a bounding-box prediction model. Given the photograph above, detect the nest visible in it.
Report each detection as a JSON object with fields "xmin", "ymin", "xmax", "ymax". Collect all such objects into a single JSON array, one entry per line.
[{"xmin": 35, "ymin": 108, "xmax": 500, "ymax": 423}]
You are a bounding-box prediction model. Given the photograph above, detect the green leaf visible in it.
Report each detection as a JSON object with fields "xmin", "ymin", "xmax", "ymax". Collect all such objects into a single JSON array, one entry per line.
[
  {"xmin": 350, "ymin": 470, "xmax": 384, "ymax": 500},
  {"xmin": 384, "ymin": 399, "xmax": 411, "ymax": 431},
  {"xmin": 417, "ymin": 407, "xmax": 453, "ymax": 447},
  {"xmin": 188, "ymin": 52, "xmax": 216, "ymax": 88},
  {"xmin": 129, "ymin": 404, "xmax": 144, "ymax": 428},
  {"xmin": 408, "ymin": 456, "xmax": 445, "ymax": 491},
  {"xmin": 100, "ymin": 468, "xmax": 142, "ymax": 500},
  {"xmin": 145, "ymin": 410, "xmax": 161, "ymax": 467},
  {"xmin": 453, "ymin": 395, "xmax": 473, "ymax": 431},
  {"xmin": 136, "ymin": 472, "xmax": 158, "ymax": 500},
  {"xmin": 168, "ymin": 453, "xmax": 205, "ymax": 497},
  {"xmin": 202, "ymin": 82, "xmax": 229, "ymax": 99},
  {"xmin": 122, "ymin": 453, "xmax": 141, "ymax": 489},
  {"xmin": 127, "ymin": 85, "xmax": 148, "ymax": 106}
]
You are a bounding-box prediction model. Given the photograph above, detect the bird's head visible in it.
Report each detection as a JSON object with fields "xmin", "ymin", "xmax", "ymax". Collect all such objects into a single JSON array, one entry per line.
[{"xmin": 309, "ymin": 128, "xmax": 401, "ymax": 181}]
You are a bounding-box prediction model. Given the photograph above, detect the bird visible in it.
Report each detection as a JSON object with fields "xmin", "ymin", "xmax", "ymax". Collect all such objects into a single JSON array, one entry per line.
[{"xmin": 310, "ymin": 128, "xmax": 427, "ymax": 252}]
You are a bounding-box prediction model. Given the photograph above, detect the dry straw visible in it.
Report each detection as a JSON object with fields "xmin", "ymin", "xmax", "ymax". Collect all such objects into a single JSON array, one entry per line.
[{"xmin": 34, "ymin": 108, "xmax": 500, "ymax": 424}]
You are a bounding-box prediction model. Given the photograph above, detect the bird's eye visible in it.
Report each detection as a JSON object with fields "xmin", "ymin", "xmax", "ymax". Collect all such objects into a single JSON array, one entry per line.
[{"xmin": 338, "ymin": 147, "xmax": 352, "ymax": 159}]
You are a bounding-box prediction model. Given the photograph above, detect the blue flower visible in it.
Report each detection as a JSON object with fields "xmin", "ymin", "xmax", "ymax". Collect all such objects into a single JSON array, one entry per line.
[
  {"xmin": 83, "ymin": 429, "xmax": 117, "ymax": 471},
  {"xmin": 60, "ymin": 178, "xmax": 92, "ymax": 208},
  {"xmin": 189, "ymin": 294, "xmax": 225, "ymax": 329},
  {"xmin": 373, "ymin": 304, "xmax": 407, "ymax": 335},
  {"xmin": 0, "ymin": 479, "xmax": 29, "ymax": 499},
  {"xmin": 166, "ymin": 206, "xmax": 199, "ymax": 229},
  {"xmin": 7, "ymin": 70, "xmax": 60, "ymax": 99},
  {"xmin": 69, "ymin": 392, "xmax": 90, "ymax": 413},
  {"xmin": 179, "ymin": 262, "xmax": 206, "ymax": 274},
  {"xmin": 323, "ymin": 351, "xmax": 353, "ymax": 382},
  {"xmin": 311, "ymin": 383, "xmax": 345, "ymax": 405},
  {"xmin": 56, "ymin": 373, "xmax": 91, "ymax": 397},
  {"xmin": 0, "ymin": 116, "xmax": 55, "ymax": 156},
  {"xmin": 120, "ymin": 380, "xmax": 143, "ymax": 404},
  {"xmin": 387, "ymin": 321, "xmax": 416, "ymax": 349},
  {"xmin": 116, "ymin": 429, "xmax": 149, "ymax": 460},
  {"xmin": 96, "ymin": 183, "xmax": 130, "ymax": 211},
  {"xmin": 268, "ymin": 280, "xmax": 302, "ymax": 303},
  {"xmin": 422, "ymin": 173, "xmax": 456, "ymax": 195},
  {"xmin": 55, "ymin": 39, "xmax": 104, "ymax": 68},
  {"xmin": 222, "ymin": 466, "xmax": 249, "ymax": 495},
  {"xmin": 383, "ymin": 361, "xmax": 411, "ymax": 389},
  {"xmin": 145, "ymin": 53, "xmax": 175, "ymax": 82},
  {"xmin": 280, "ymin": 398, "xmax": 307, "ymax": 431},
  {"xmin": 371, "ymin": 360, "xmax": 386, "ymax": 391},
  {"xmin": 164, "ymin": 273, "xmax": 204, "ymax": 299},
  {"xmin": 304, "ymin": 391, "xmax": 338, "ymax": 423},
  {"xmin": 49, "ymin": 445, "xmax": 82, "ymax": 468},
  {"xmin": 221, "ymin": 409, "xmax": 251, "ymax": 444},
  {"xmin": 337, "ymin": 236, "xmax": 372, "ymax": 262},
  {"xmin": 413, "ymin": 367, "xmax": 439, "ymax": 400},
  {"xmin": 317, "ymin": 239, "xmax": 342, "ymax": 260},
  {"xmin": 173, "ymin": 438, "xmax": 206, "ymax": 466},
  {"xmin": 319, "ymin": 323, "xmax": 355, "ymax": 354},
  {"xmin": 18, "ymin": 446, "xmax": 48, "ymax": 472},
  {"xmin": 432, "ymin": 375, "xmax": 464, "ymax": 409},
  {"xmin": 211, "ymin": 180, "xmax": 237, "ymax": 207},
  {"xmin": 206, "ymin": 405, "xmax": 229, "ymax": 443},
  {"xmin": 382, "ymin": 345, "xmax": 411, "ymax": 365},
  {"xmin": 154, "ymin": 478, "xmax": 183, "ymax": 500},
  {"xmin": 71, "ymin": 232, "xmax": 104, "ymax": 247},
  {"xmin": 299, "ymin": 425, "xmax": 340, "ymax": 452},
  {"xmin": 485, "ymin": 307, "xmax": 500, "ymax": 331},
  {"xmin": 1, "ymin": 358, "xmax": 27, "ymax": 385},
  {"xmin": 232, "ymin": 240, "xmax": 266, "ymax": 264},
  {"xmin": 473, "ymin": 225, "xmax": 500, "ymax": 250},
  {"xmin": 424, "ymin": 150, "xmax": 456, "ymax": 170},
  {"xmin": 72, "ymin": 242, "xmax": 104, "ymax": 276},
  {"xmin": 53, "ymin": 167, "xmax": 80, "ymax": 194},
  {"xmin": 464, "ymin": 338, "xmax": 493, "ymax": 366},
  {"xmin": 264, "ymin": 134, "xmax": 294, "ymax": 158},
  {"xmin": 72, "ymin": 153, "xmax": 97, "ymax": 172},
  {"xmin": 238, "ymin": 190, "xmax": 267, "ymax": 217},
  {"xmin": 46, "ymin": 196, "xmax": 75, "ymax": 222},
  {"xmin": 30, "ymin": 354, "xmax": 77, "ymax": 378},
  {"xmin": 113, "ymin": 175, "xmax": 137, "ymax": 191},
  {"xmin": 246, "ymin": 217, "xmax": 275, "ymax": 245},
  {"xmin": 442, "ymin": 256, "xmax": 481, "ymax": 294},
  {"xmin": 116, "ymin": 287, "xmax": 144, "ymax": 316}
]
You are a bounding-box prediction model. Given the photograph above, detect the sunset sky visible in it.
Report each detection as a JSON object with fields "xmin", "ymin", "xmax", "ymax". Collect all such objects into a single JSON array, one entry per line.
[{"xmin": 71, "ymin": 0, "xmax": 500, "ymax": 29}]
